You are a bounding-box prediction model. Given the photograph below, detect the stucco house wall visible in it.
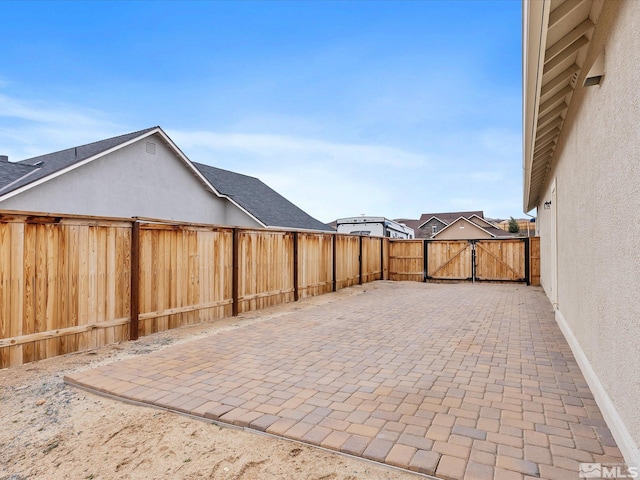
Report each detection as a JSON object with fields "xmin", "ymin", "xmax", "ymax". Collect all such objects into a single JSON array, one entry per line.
[
  {"xmin": 534, "ymin": 1, "xmax": 640, "ymax": 464},
  {"xmin": 0, "ymin": 134, "xmax": 262, "ymax": 228}
]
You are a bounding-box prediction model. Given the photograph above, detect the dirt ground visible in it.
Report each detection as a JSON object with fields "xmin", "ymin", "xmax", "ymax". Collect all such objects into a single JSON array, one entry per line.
[{"xmin": 0, "ymin": 284, "xmax": 418, "ymax": 480}]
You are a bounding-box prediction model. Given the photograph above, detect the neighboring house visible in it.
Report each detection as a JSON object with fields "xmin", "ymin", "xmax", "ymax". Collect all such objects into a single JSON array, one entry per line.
[
  {"xmin": 193, "ymin": 163, "xmax": 332, "ymax": 231},
  {"xmin": 397, "ymin": 211, "xmax": 513, "ymax": 239},
  {"xmin": 493, "ymin": 218, "xmax": 537, "ymax": 236},
  {"xmin": 524, "ymin": 0, "xmax": 639, "ymax": 466},
  {"xmin": 0, "ymin": 127, "xmax": 332, "ymax": 231},
  {"xmin": 429, "ymin": 216, "xmax": 510, "ymax": 240},
  {"xmin": 335, "ymin": 216, "xmax": 414, "ymax": 239}
]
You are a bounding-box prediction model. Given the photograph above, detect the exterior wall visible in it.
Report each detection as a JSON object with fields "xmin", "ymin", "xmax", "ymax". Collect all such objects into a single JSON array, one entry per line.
[
  {"xmin": 536, "ymin": 1, "xmax": 640, "ymax": 463},
  {"xmin": 0, "ymin": 134, "xmax": 262, "ymax": 228},
  {"xmin": 434, "ymin": 218, "xmax": 492, "ymax": 240},
  {"xmin": 224, "ymin": 202, "xmax": 262, "ymax": 228},
  {"xmin": 419, "ymin": 218, "xmax": 447, "ymax": 238}
]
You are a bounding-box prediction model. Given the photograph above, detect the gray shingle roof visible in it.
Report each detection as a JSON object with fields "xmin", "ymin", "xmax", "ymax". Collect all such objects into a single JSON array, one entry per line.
[
  {"xmin": 0, "ymin": 126, "xmax": 333, "ymax": 232},
  {"xmin": 0, "ymin": 127, "xmax": 159, "ymax": 194},
  {"xmin": 0, "ymin": 161, "xmax": 40, "ymax": 193},
  {"xmin": 418, "ymin": 211, "xmax": 485, "ymax": 225},
  {"xmin": 193, "ymin": 162, "xmax": 333, "ymax": 231}
]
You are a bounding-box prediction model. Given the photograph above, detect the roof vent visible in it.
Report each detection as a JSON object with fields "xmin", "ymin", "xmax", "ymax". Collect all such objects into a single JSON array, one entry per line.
[
  {"xmin": 0, "ymin": 155, "xmax": 8, "ymax": 162},
  {"xmin": 570, "ymin": 71, "xmax": 580, "ymax": 88},
  {"xmin": 33, "ymin": 161, "xmax": 44, "ymax": 167},
  {"xmin": 146, "ymin": 141, "xmax": 156, "ymax": 155},
  {"xmin": 583, "ymin": 51, "xmax": 605, "ymax": 87}
]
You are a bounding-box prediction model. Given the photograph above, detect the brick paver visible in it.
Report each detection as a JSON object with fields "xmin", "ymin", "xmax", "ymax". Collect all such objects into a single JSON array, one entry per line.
[{"xmin": 65, "ymin": 282, "xmax": 626, "ymax": 479}]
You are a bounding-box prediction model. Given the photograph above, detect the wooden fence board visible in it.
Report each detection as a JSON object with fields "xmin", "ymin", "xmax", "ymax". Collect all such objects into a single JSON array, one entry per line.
[
  {"xmin": 0, "ymin": 218, "xmax": 132, "ymax": 368},
  {"xmin": 335, "ymin": 235, "xmax": 360, "ymax": 289},
  {"xmin": 35, "ymin": 224, "xmax": 49, "ymax": 360},
  {"xmin": 236, "ymin": 230, "xmax": 294, "ymax": 314},
  {"xmin": 427, "ymin": 241, "xmax": 472, "ymax": 280},
  {"xmin": 361, "ymin": 236, "xmax": 384, "ymax": 283},
  {"xmin": 0, "ymin": 223, "xmax": 8, "ymax": 367},
  {"xmin": 137, "ymin": 226, "xmax": 232, "ymax": 336},
  {"xmin": 298, "ymin": 233, "xmax": 333, "ymax": 299},
  {"xmin": 529, "ymin": 237, "xmax": 541, "ymax": 286},
  {"xmin": 475, "ymin": 239, "xmax": 525, "ymax": 281},
  {"xmin": 389, "ymin": 240, "xmax": 424, "ymax": 281}
]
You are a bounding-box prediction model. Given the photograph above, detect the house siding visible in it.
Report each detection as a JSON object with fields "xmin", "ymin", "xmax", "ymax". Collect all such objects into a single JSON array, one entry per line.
[
  {"xmin": 536, "ymin": 1, "xmax": 640, "ymax": 462},
  {"xmin": 419, "ymin": 218, "xmax": 447, "ymax": 238},
  {"xmin": 434, "ymin": 218, "xmax": 493, "ymax": 240},
  {"xmin": 0, "ymin": 134, "xmax": 261, "ymax": 228}
]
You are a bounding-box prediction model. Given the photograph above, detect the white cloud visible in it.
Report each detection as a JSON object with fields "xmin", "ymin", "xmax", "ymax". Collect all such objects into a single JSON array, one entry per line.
[
  {"xmin": 169, "ymin": 129, "xmax": 434, "ymax": 222},
  {"xmin": 0, "ymin": 93, "xmax": 120, "ymax": 160},
  {"xmin": 0, "ymin": 91, "xmax": 523, "ymax": 222},
  {"xmin": 0, "ymin": 94, "xmax": 113, "ymax": 128},
  {"xmin": 170, "ymin": 130, "xmax": 430, "ymax": 169}
]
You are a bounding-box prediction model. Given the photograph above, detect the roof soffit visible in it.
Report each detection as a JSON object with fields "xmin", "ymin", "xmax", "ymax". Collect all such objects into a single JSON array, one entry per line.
[{"xmin": 523, "ymin": 0, "xmax": 600, "ymax": 212}]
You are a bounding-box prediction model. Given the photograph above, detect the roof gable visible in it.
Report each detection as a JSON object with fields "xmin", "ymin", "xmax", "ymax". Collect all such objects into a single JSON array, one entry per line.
[
  {"xmin": 419, "ymin": 216, "xmax": 448, "ymax": 228},
  {"xmin": 417, "ymin": 211, "xmax": 484, "ymax": 228},
  {"xmin": 432, "ymin": 216, "xmax": 496, "ymax": 239},
  {"xmin": 468, "ymin": 214, "xmax": 498, "ymax": 229},
  {"xmin": 0, "ymin": 127, "xmax": 332, "ymax": 232},
  {"xmin": 0, "ymin": 127, "xmax": 160, "ymax": 199}
]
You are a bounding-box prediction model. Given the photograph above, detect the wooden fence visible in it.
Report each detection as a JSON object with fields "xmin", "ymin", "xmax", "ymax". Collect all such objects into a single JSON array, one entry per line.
[
  {"xmin": 0, "ymin": 210, "xmax": 539, "ymax": 368},
  {"xmin": 390, "ymin": 237, "xmax": 540, "ymax": 285},
  {"xmin": 0, "ymin": 212, "xmax": 389, "ymax": 368}
]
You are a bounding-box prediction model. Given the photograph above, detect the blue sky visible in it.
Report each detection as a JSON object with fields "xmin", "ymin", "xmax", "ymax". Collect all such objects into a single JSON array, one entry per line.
[{"xmin": 0, "ymin": 0, "xmax": 523, "ymax": 223}]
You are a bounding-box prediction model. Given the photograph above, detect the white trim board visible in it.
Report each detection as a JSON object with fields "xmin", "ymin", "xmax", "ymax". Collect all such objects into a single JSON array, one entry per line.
[{"xmin": 555, "ymin": 308, "xmax": 640, "ymax": 467}]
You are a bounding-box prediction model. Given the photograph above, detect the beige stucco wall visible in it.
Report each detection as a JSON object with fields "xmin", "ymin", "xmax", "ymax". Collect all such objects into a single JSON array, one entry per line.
[
  {"xmin": 435, "ymin": 218, "xmax": 493, "ymax": 240},
  {"xmin": 536, "ymin": 0, "xmax": 640, "ymax": 462},
  {"xmin": 0, "ymin": 134, "xmax": 262, "ymax": 228}
]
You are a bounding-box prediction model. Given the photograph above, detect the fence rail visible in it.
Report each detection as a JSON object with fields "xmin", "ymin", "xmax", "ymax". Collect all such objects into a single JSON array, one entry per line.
[{"xmin": 0, "ymin": 210, "xmax": 539, "ymax": 368}]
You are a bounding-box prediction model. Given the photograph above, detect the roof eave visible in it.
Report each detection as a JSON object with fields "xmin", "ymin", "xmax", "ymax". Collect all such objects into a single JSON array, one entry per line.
[
  {"xmin": 432, "ymin": 216, "xmax": 496, "ymax": 239},
  {"xmin": 523, "ymin": 0, "xmax": 551, "ymax": 213},
  {"xmin": 0, "ymin": 127, "xmax": 165, "ymax": 203}
]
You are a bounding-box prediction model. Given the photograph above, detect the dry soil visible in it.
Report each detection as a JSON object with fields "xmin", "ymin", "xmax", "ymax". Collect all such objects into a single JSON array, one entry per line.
[{"xmin": 0, "ymin": 284, "xmax": 418, "ymax": 480}]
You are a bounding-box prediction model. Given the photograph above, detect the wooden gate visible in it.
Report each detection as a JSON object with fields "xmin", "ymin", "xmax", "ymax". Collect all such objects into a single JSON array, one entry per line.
[
  {"xmin": 389, "ymin": 240, "xmax": 424, "ymax": 281},
  {"xmin": 475, "ymin": 239, "xmax": 527, "ymax": 282},
  {"xmin": 426, "ymin": 241, "xmax": 472, "ymax": 281}
]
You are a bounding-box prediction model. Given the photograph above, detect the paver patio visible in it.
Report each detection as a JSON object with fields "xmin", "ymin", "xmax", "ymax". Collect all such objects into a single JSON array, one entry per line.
[{"xmin": 65, "ymin": 281, "xmax": 625, "ymax": 479}]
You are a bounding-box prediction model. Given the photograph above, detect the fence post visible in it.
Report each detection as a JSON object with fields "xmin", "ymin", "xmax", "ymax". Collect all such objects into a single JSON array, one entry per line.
[
  {"xmin": 358, "ymin": 235, "xmax": 363, "ymax": 285},
  {"xmin": 524, "ymin": 237, "xmax": 531, "ymax": 285},
  {"xmin": 130, "ymin": 220, "xmax": 140, "ymax": 341},
  {"xmin": 293, "ymin": 231, "xmax": 299, "ymax": 301},
  {"xmin": 471, "ymin": 240, "xmax": 476, "ymax": 283},
  {"xmin": 380, "ymin": 237, "xmax": 384, "ymax": 280},
  {"xmin": 232, "ymin": 228, "xmax": 239, "ymax": 316},
  {"xmin": 423, "ymin": 239, "xmax": 428, "ymax": 283},
  {"xmin": 332, "ymin": 234, "xmax": 337, "ymax": 292}
]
